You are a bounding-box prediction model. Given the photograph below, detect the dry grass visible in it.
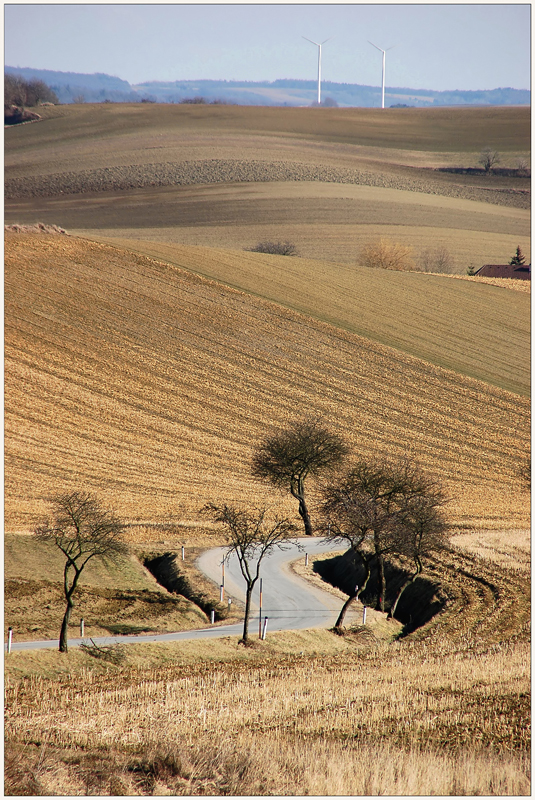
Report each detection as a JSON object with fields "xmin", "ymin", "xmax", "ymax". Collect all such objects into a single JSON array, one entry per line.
[
  {"xmin": 4, "ymin": 521, "xmax": 530, "ymax": 795},
  {"xmin": 5, "ymin": 542, "xmax": 530, "ymax": 794}
]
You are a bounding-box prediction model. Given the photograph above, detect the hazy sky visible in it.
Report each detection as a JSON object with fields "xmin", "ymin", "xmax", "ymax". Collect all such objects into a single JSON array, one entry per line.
[{"xmin": 4, "ymin": 3, "xmax": 531, "ymax": 92}]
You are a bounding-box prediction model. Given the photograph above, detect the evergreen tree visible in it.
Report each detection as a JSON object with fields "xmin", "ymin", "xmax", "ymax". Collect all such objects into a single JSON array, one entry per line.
[{"xmin": 509, "ymin": 246, "xmax": 526, "ymax": 266}]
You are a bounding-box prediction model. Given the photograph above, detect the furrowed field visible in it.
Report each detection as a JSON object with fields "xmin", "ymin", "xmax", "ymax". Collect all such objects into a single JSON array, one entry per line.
[{"xmin": 4, "ymin": 103, "xmax": 530, "ymax": 795}]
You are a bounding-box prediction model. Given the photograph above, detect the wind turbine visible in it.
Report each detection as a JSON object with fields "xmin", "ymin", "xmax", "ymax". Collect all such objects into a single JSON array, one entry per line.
[
  {"xmin": 302, "ymin": 36, "xmax": 333, "ymax": 106},
  {"xmin": 369, "ymin": 41, "xmax": 395, "ymax": 109}
]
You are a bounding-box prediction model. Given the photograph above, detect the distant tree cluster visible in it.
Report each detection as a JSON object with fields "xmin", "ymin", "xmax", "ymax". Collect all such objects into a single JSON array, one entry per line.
[
  {"xmin": 179, "ymin": 96, "xmax": 228, "ymax": 105},
  {"xmin": 5, "ymin": 73, "xmax": 58, "ymax": 109}
]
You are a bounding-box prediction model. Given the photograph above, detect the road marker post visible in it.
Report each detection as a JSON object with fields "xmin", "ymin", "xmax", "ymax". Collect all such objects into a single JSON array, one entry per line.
[
  {"xmin": 262, "ymin": 617, "xmax": 268, "ymax": 640},
  {"xmin": 228, "ymin": 597, "xmax": 232, "ymax": 609},
  {"xmin": 362, "ymin": 606, "xmax": 367, "ymax": 625},
  {"xmin": 305, "ymin": 553, "xmax": 309, "ymax": 566},
  {"xmin": 210, "ymin": 609, "xmax": 215, "ymax": 624},
  {"xmin": 220, "ymin": 585, "xmax": 224, "ymax": 602},
  {"xmin": 7, "ymin": 628, "xmax": 13, "ymax": 654},
  {"xmin": 80, "ymin": 618, "xmax": 85, "ymax": 638},
  {"xmin": 258, "ymin": 578, "xmax": 263, "ymax": 638},
  {"xmin": 181, "ymin": 545, "xmax": 185, "ymax": 561}
]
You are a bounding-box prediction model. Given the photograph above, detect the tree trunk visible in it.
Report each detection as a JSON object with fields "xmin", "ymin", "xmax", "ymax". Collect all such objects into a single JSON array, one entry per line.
[
  {"xmin": 241, "ymin": 583, "xmax": 254, "ymax": 642},
  {"xmin": 298, "ymin": 496, "xmax": 313, "ymax": 536},
  {"xmin": 334, "ymin": 593, "xmax": 357, "ymax": 628},
  {"xmin": 388, "ymin": 561, "xmax": 422, "ymax": 619},
  {"xmin": 377, "ymin": 553, "xmax": 386, "ymax": 613},
  {"xmin": 59, "ymin": 598, "xmax": 73, "ymax": 653}
]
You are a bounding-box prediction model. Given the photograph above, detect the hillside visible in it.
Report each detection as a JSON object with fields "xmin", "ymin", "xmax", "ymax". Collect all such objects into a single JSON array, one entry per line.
[
  {"xmin": 5, "ymin": 67, "xmax": 530, "ymax": 106},
  {"xmin": 5, "ymin": 104, "xmax": 530, "ymax": 282},
  {"xmin": 5, "ymin": 233, "xmax": 529, "ymax": 535}
]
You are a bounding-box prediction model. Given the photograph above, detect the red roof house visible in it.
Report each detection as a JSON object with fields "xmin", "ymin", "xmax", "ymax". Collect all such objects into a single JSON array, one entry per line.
[{"xmin": 474, "ymin": 264, "xmax": 531, "ymax": 280}]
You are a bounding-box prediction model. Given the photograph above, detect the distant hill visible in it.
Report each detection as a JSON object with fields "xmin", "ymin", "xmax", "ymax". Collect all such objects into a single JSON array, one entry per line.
[{"xmin": 5, "ymin": 66, "xmax": 530, "ymax": 107}]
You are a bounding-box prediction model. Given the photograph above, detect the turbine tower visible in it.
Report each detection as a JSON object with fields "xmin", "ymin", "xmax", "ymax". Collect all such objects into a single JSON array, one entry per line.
[
  {"xmin": 302, "ymin": 36, "xmax": 333, "ymax": 106},
  {"xmin": 369, "ymin": 41, "xmax": 394, "ymax": 109}
]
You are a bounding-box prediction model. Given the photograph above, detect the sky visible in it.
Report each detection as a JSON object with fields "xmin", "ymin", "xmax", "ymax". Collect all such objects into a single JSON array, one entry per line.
[{"xmin": 3, "ymin": 3, "xmax": 531, "ymax": 92}]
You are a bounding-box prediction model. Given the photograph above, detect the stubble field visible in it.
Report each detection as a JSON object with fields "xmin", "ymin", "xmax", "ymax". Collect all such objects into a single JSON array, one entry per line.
[{"xmin": 5, "ymin": 233, "xmax": 530, "ymax": 532}]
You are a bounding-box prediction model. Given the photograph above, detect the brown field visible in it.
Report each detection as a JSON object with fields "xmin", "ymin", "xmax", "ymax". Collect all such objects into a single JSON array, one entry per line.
[
  {"xmin": 4, "ymin": 103, "xmax": 530, "ymax": 796},
  {"xmin": 5, "ymin": 104, "xmax": 530, "ymax": 273},
  {"xmin": 5, "ymin": 233, "xmax": 530, "ymax": 533}
]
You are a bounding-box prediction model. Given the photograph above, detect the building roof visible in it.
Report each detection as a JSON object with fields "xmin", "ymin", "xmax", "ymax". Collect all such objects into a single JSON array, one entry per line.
[{"xmin": 474, "ymin": 264, "xmax": 531, "ymax": 280}]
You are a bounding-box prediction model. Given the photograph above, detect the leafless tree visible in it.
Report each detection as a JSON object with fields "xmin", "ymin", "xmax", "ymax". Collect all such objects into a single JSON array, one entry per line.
[
  {"xmin": 320, "ymin": 459, "xmax": 446, "ymax": 619},
  {"xmin": 202, "ymin": 504, "xmax": 297, "ymax": 642},
  {"xmin": 35, "ymin": 492, "xmax": 127, "ymax": 652},
  {"xmin": 388, "ymin": 487, "xmax": 448, "ymax": 618},
  {"xmin": 479, "ymin": 147, "xmax": 501, "ymax": 173},
  {"xmin": 252, "ymin": 419, "xmax": 348, "ymax": 536},
  {"xmin": 419, "ymin": 246, "xmax": 455, "ymax": 274}
]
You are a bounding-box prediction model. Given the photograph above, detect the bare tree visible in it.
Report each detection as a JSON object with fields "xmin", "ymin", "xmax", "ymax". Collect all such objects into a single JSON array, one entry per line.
[
  {"xmin": 388, "ymin": 487, "xmax": 448, "ymax": 619},
  {"xmin": 320, "ymin": 459, "xmax": 444, "ymax": 618},
  {"xmin": 419, "ymin": 246, "xmax": 455, "ymax": 274},
  {"xmin": 252, "ymin": 419, "xmax": 348, "ymax": 536},
  {"xmin": 202, "ymin": 504, "xmax": 297, "ymax": 642},
  {"xmin": 35, "ymin": 492, "xmax": 127, "ymax": 652},
  {"xmin": 479, "ymin": 147, "xmax": 501, "ymax": 173}
]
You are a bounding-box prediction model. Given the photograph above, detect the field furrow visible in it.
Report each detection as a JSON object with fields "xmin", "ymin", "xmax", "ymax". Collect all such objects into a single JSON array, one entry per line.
[{"xmin": 5, "ymin": 234, "xmax": 529, "ymax": 532}]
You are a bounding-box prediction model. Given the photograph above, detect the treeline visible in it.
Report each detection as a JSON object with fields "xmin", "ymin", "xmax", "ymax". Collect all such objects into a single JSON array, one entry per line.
[
  {"xmin": 5, "ymin": 73, "xmax": 58, "ymax": 108},
  {"xmin": 5, "ymin": 73, "xmax": 58, "ymax": 123}
]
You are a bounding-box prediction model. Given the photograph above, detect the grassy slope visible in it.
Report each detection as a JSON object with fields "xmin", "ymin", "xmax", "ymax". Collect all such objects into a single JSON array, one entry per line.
[
  {"xmin": 87, "ymin": 238, "xmax": 530, "ymax": 397},
  {"xmin": 5, "ymin": 234, "xmax": 529, "ymax": 536}
]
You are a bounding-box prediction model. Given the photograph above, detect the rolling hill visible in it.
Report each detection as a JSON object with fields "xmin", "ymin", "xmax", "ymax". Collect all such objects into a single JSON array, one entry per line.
[{"xmin": 5, "ymin": 233, "xmax": 529, "ymax": 535}]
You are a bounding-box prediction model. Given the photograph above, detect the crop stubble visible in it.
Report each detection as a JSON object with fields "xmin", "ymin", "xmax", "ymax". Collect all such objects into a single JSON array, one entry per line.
[{"xmin": 5, "ymin": 234, "xmax": 529, "ymax": 532}]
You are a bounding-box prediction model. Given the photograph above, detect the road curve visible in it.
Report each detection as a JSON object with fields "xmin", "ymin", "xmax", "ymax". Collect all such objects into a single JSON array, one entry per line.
[{"xmin": 6, "ymin": 538, "xmax": 345, "ymax": 652}]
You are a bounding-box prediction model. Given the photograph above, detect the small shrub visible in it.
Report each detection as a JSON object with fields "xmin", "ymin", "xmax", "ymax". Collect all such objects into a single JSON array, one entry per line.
[
  {"xmin": 360, "ymin": 238, "xmax": 415, "ymax": 271},
  {"xmin": 246, "ymin": 241, "xmax": 299, "ymax": 256},
  {"xmin": 419, "ymin": 246, "xmax": 455, "ymax": 274}
]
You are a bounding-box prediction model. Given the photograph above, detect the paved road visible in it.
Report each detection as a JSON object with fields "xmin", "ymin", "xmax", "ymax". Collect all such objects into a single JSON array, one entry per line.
[{"xmin": 5, "ymin": 538, "xmax": 344, "ymax": 652}]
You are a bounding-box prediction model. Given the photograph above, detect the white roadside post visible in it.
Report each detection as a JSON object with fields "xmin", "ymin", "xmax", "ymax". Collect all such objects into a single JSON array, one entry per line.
[
  {"xmin": 258, "ymin": 578, "xmax": 263, "ymax": 639},
  {"xmin": 181, "ymin": 545, "xmax": 185, "ymax": 561},
  {"xmin": 305, "ymin": 553, "xmax": 309, "ymax": 567},
  {"xmin": 262, "ymin": 617, "xmax": 269, "ymax": 640},
  {"xmin": 210, "ymin": 609, "xmax": 215, "ymax": 624},
  {"xmin": 220, "ymin": 585, "xmax": 224, "ymax": 602},
  {"xmin": 227, "ymin": 597, "xmax": 232, "ymax": 610},
  {"xmin": 80, "ymin": 618, "xmax": 85, "ymax": 638},
  {"xmin": 7, "ymin": 627, "xmax": 13, "ymax": 654},
  {"xmin": 362, "ymin": 606, "xmax": 367, "ymax": 625}
]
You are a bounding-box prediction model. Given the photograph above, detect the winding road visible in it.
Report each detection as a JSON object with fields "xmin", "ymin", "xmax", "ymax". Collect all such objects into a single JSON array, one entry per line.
[{"xmin": 6, "ymin": 538, "xmax": 346, "ymax": 652}]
